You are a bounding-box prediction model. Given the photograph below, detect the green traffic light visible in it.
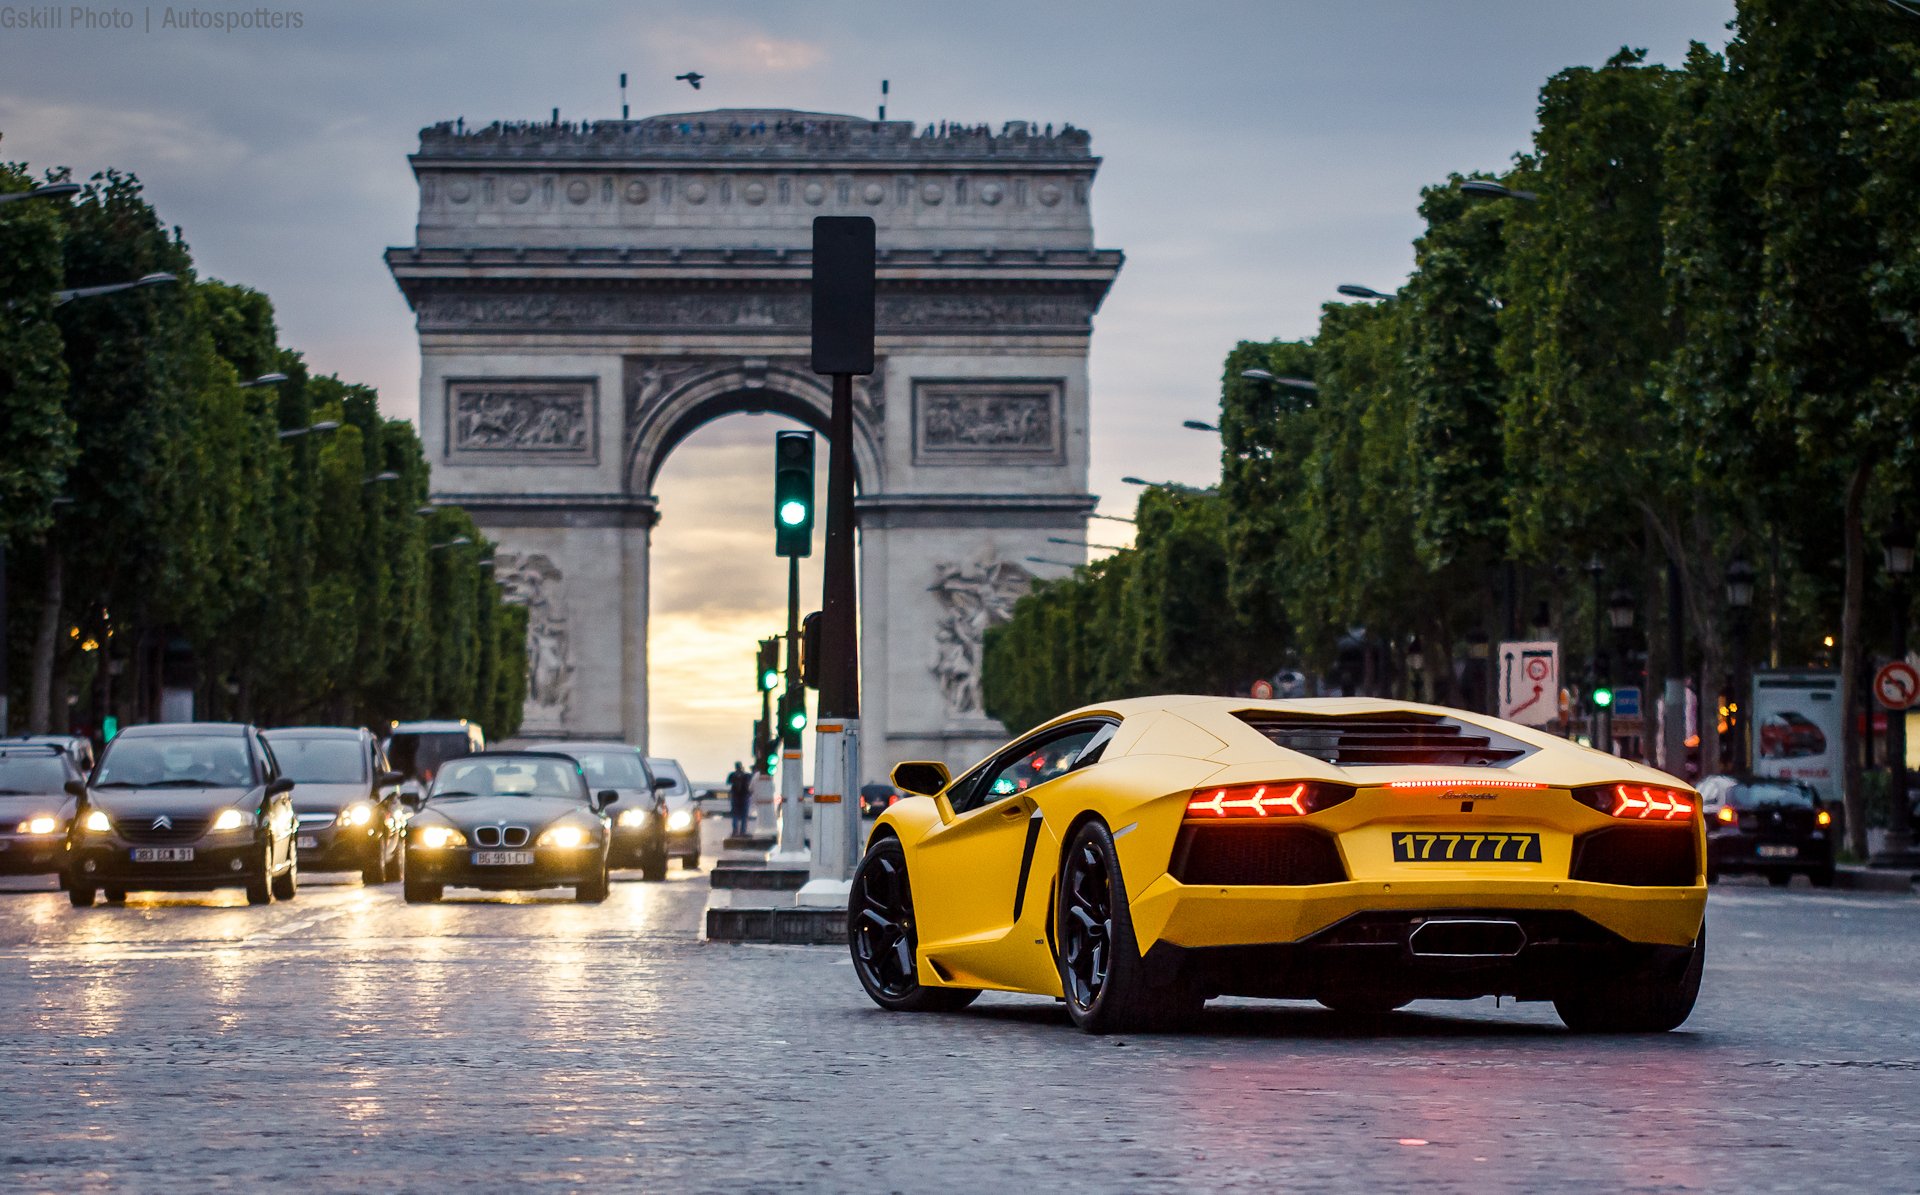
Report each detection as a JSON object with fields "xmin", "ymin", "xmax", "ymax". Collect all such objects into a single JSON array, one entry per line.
[
  {"xmin": 778, "ymin": 498, "xmax": 809, "ymax": 527},
  {"xmin": 1592, "ymin": 687, "xmax": 1614, "ymax": 709},
  {"xmin": 761, "ymin": 668, "xmax": 779, "ymax": 691},
  {"xmin": 787, "ymin": 707, "xmax": 808, "ymax": 732}
]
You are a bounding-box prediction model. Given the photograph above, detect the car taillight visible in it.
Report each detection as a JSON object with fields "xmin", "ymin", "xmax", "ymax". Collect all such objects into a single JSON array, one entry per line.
[
  {"xmin": 1715, "ymin": 805, "xmax": 1737, "ymax": 825},
  {"xmin": 1572, "ymin": 783, "xmax": 1695, "ymax": 821},
  {"xmin": 1186, "ymin": 781, "xmax": 1353, "ymax": 819}
]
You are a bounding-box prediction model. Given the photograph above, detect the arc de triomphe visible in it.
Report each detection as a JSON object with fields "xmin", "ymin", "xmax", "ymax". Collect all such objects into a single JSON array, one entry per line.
[{"xmin": 387, "ymin": 109, "xmax": 1121, "ymax": 777}]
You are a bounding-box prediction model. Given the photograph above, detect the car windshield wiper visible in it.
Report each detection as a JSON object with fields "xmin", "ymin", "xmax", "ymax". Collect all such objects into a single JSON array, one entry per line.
[
  {"xmin": 0, "ymin": 788, "xmax": 44, "ymax": 795},
  {"xmin": 429, "ymin": 790, "xmax": 482, "ymax": 799}
]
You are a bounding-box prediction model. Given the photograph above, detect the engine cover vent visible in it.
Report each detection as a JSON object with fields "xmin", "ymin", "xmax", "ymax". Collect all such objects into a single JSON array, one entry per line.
[{"xmin": 1236, "ymin": 711, "xmax": 1531, "ymax": 768}]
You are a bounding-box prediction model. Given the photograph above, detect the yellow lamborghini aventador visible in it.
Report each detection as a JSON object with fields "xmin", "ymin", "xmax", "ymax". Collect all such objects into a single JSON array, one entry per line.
[{"xmin": 848, "ymin": 697, "xmax": 1707, "ymax": 1034}]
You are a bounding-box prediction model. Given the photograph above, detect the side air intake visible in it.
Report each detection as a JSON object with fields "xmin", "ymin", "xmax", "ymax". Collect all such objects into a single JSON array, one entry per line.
[{"xmin": 1235, "ymin": 711, "xmax": 1531, "ymax": 768}]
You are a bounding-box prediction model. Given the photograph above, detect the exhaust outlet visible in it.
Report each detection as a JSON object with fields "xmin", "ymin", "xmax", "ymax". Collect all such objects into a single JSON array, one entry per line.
[{"xmin": 1407, "ymin": 918, "xmax": 1527, "ymax": 959}]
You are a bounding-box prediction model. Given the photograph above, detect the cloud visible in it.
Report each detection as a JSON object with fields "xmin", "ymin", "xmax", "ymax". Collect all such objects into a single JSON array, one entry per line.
[
  {"xmin": 0, "ymin": 94, "xmax": 249, "ymax": 175},
  {"xmin": 636, "ymin": 18, "xmax": 827, "ymax": 75}
]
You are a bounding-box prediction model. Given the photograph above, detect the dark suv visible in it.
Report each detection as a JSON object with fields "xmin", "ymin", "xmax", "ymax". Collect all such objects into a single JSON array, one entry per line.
[
  {"xmin": 69, "ymin": 723, "xmax": 299, "ymax": 907},
  {"xmin": 1698, "ymin": 774, "xmax": 1836, "ymax": 887}
]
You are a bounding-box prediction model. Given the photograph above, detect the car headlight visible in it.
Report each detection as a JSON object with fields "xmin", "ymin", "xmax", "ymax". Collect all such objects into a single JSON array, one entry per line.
[
  {"xmin": 414, "ymin": 825, "xmax": 466, "ymax": 849},
  {"xmin": 537, "ymin": 824, "xmax": 590, "ymax": 849},
  {"xmin": 337, "ymin": 803, "xmax": 375, "ymax": 827},
  {"xmin": 210, "ymin": 808, "xmax": 252, "ymax": 832},
  {"xmin": 666, "ymin": 809, "xmax": 693, "ymax": 833},
  {"xmin": 83, "ymin": 809, "xmax": 112, "ymax": 833},
  {"xmin": 17, "ymin": 815, "xmax": 59, "ymax": 836},
  {"xmin": 616, "ymin": 808, "xmax": 650, "ymax": 828}
]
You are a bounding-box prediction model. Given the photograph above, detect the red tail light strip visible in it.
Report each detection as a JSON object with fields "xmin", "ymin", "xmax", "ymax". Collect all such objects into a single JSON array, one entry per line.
[
  {"xmin": 1609, "ymin": 784, "xmax": 1694, "ymax": 821},
  {"xmin": 1186, "ymin": 781, "xmax": 1353, "ymax": 819},
  {"xmin": 1385, "ymin": 779, "xmax": 1548, "ymax": 791}
]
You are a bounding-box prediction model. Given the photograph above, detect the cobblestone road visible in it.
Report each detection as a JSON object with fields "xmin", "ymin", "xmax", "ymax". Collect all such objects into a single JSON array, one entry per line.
[{"xmin": 2, "ymin": 831, "xmax": 1916, "ymax": 1193}]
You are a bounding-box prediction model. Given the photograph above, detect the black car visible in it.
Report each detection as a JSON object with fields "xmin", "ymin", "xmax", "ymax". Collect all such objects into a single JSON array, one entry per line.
[
  {"xmin": 1698, "ymin": 774, "xmax": 1836, "ymax": 887},
  {"xmin": 0, "ymin": 743, "xmax": 82, "ymax": 879},
  {"xmin": 264, "ymin": 726, "xmax": 407, "ymax": 885},
  {"xmin": 401, "ymin": 751, "xmax": 613, "ymax": 903},
  {"xmin": 68, "ymin": 722, "xmax": 299, "ymax": 907},
  {"xmin": 646, "ymin": 756, "xmax": 703, "ymax": 870},
  {"xmin": 524, "ymin": 741, "xmax": 671, "ymax": 880},
  {"xmin": 859, "ymin": 782, "xmax": 898, "ymax": 818}
]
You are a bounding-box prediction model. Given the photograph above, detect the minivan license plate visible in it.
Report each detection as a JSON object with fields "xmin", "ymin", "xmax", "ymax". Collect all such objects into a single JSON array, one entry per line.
[
  {"xmin": 132, "ymin": 847, "xmax": 194, "ymax": 863},
  {"xmin": 473, "ymin": 850, "xmax": 534, "ymax": 866}
]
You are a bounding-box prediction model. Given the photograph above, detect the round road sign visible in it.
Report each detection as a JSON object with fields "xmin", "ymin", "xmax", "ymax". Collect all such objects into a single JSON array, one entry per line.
[
  {"xmin": 1874, "ymin": 660, "xmax": 1920, "ymax": 711},
  {"xmin": 1250, "ymin": 678, "xmax": 1275, "ymax": 700}
]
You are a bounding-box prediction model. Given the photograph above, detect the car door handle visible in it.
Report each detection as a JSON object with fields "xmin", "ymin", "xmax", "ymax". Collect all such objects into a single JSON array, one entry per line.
[{"xmin": 1000, "ymin": 802, "xmax": 1029, "ymax": 820}]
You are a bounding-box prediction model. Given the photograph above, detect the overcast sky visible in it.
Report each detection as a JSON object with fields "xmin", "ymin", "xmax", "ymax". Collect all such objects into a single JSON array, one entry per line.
[{"xmin": 0, "ymin": 1, "xmax": 1737, "ymax": 778}]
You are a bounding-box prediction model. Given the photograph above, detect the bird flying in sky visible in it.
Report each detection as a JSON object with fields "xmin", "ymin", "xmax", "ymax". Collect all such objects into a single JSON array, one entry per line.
[{"xmin": 676, "ymin": 71, "xmax": 704, "ymax": 90}]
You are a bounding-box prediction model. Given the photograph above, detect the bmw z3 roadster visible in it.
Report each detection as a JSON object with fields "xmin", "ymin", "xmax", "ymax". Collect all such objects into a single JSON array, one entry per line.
[{"xmin": 849, "ymin": 697, "xmax": 1706, "ymax": 1034}]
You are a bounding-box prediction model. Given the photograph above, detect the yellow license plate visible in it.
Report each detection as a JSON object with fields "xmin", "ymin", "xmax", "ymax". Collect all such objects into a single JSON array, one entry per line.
[{"xmin": 1391, "ymin": 831, "xmax": 1541, "ymax": 863}]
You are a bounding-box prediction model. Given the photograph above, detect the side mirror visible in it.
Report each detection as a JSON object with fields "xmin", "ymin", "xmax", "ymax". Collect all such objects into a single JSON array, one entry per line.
[
  {"xmin": 266, "ymin": 777, "xmax": 295, "ymax": 797},
  {"xmin": 377, "ymin": 770, "xmax": 405, "ymax": 787},
  {"xmin": 399, "ymin": 791, "xmax": 424, "ymax": 811},
  {"xmin": 891, "ymin": 761, "xmax": 950, "ymax": 797},
  {"xmin": 652, "ymin": 776, "xmax": 675, "ymax": 791},
  {"xmin": 595, "ymin": 789, "xmax": 619, "ymax": 810},
  {"xmin": 65, "ymin": 779, "xmax": 87, "ymax": 800}
]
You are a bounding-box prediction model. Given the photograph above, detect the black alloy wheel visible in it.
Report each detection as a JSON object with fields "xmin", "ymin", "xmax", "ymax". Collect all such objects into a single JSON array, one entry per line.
[
  {"xmin": 848, "ymin": 837, "xmax": 977, "ymax": 1012},
  {"xmin": 1057, "ymin": 821, "xmax": 1201, "ymax": 1034},
  {"xmin": 244, "ymin": 842, "xmax": 274, "ymax": 905}
]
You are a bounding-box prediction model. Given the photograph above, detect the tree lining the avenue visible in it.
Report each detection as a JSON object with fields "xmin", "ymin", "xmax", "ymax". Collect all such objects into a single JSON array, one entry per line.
[
  {"xmin": 0, "ymin": 160, "xmax": 527, "ymax": 737},
  {"xmin": 983, "ymin": 1, "xmax": 1920, "ymax": 854}
]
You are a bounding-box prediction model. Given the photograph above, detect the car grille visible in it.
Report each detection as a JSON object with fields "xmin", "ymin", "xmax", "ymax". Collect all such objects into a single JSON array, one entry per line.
[
  {"xmin": 1569, "ymin": 826, "xmax": 1697, "ymax": 887},
  {"xmin": 472, "ymin": 825, "xmax": 529, "ymax": 848},
  {"xmin": 1170, "ymin": 824, "xmax": 1347, "ymax": 885},
  {"xmin": 296, "ymin": 812, "xmax": 337, "ymax": 827},
  {"xmin": 1235, "ymin": 711, "xmax": 1529, "ymax": 767},
  {"xmin": 118, "ymin": 817, "xmax": 210, "ymax": 844}
]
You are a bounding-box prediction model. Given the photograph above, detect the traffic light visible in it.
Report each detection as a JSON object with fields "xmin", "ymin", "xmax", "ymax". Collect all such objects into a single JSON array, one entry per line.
[
  {"xmin": 756, "ymin": 637, "xmax": 779, "ymax": 692},
  {"xmin": 1591, "ymin": 685, "xmax": 1614, "ymax": 710},
  {"xmin": 753, "ymin": 716, "xmax": 774, "ymax": 772},
  {"xmin": 800, "ymin": 610, "xmax": 822, "ymax": 689},
  {"xmin": 781, "ymin": 688, "xmax": 809, "ymax": 736},
  {"xmin": 773, "ymin": 430, "xmax": 815, "ymax": 557}
]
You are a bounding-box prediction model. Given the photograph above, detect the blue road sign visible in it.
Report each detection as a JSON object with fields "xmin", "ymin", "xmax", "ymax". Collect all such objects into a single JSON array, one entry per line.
[{"xmin": 1612, "ymin": 686, "xmax": 1641, "ymax": 718}]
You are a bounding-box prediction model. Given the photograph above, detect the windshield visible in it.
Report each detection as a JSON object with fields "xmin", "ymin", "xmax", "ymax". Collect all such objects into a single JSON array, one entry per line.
[
  {"xmin": 95, "ymin": 737, "xmax": 254, "ymax": 788},
  {"xmin": 567, "ymin": 750, "xmax": 650, "ymax": 789},
  {"xmin": 1729, "ymin": 780, "xmax": 1816, "ymax": 809},
  {"xmin": 431, "ymin": 756, "xmax": 584, "ymax": 801},
  {"xmin": 0, "ymin": 754, "xmax": 71, "ymax": 794},
  {"xmin": 386, "ymin": 732, "xmax": 472, "ymax": 781},
  {"xmin": 645, "ymin": 758, "xmax": 689, "ymax": 795},
  {"xmin": 270, "ymin": 738, "xmax": 367, "ymax": 785}
]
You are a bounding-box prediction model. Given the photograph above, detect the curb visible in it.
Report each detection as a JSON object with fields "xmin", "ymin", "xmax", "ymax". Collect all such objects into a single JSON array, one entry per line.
[
  {"xmin": 1835, "ymin": 866, "xmax": 1914, "ymax": 894},
  {"xmin": 709, "ymin": 865, "xmax": 810, "ymax": 891},
  {"xmin": 705, "ymin": 905, "xmax": 844, "ymax": 944}
]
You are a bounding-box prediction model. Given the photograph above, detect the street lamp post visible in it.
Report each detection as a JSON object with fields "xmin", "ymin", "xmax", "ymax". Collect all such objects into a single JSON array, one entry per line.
[
  {"xmin": 1726, "ymin": 558, "xmax": 1755, "ymax": 773},
  {"xmin": 1587, "ymin": 556, "xmax": 1610, "ymax": 755},
  {"xmin": 1046, "ymin": 537, "xmax": 1125, "ymax": 553},
  {"xmin": 1872, "ymin": 522, "xmax": 1916, "ymax": 869},
  {"xmin": 0, "ymin": 181, "xmax": 81, "ymax": 208},
  {"xmin": 1336, "ymin": 284, "xmax": 1395, "ymax": 301},
  {"xmin": 1182, "ymin": 419, "xmax": 1219, "ymax": 433},
  {"xmin": 277, "ymin": 420, "xmax": 339, "ymax": 441},
  {"xmin": 52, "ymin": 272, "xmax": 177, "ymax": 306},
  {"xmin": 1459, "ymin": 179, "xmax": 1539, "ymax": 203},
  {"xmin": 238, "ymin": 372, "xmax": 289, "ymax": 389}
]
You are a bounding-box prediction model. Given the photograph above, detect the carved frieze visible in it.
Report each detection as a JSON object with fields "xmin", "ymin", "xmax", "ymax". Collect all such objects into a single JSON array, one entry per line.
[
  {"xmin": 913, "ymin": 379, "xmax": 1064, "ymax": 464},
  {"xmin": 929, "ymin": 558, "xmax": 1033, "ymax": 716},
  {"xmin": 495, "ymin": 552, "xmax": 573, "ymax": 726},
  {"xmin": 415, "ymin": 288, "xmax": 1097, "ymax": 333},
  {"xmin": 446, "ymin": 379, "xmax": 597, "ymax": 463}
]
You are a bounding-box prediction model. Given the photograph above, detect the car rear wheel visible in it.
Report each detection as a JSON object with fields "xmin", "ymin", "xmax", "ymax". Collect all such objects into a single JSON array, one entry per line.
[
  {"xmin": 1809, "ymin": 862, "xmax": 1835, "ymax": 888},
  {"xmin": 848, "ymin": 836, "xmax": 978, "ymax": 1013},
  {"xmin": 1768, "ymin": 872, "xmax": 1793, "ymax": 888},
  {"xmin": 403, "ymin": 878, "xmax": 441, "ymax": 903},
  {"xmin": 1554, "ymin": 921, "xmax": 1705, "ymax": 1033},
  {"xmin": 1058, "ymin": 821, "xmax": 1202, "ymax": 1034}
]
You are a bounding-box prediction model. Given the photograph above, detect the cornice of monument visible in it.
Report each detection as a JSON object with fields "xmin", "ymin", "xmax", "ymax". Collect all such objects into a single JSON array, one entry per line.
[{"xmin": 413, "ymin": 110, "xmax": 1098, "ymax": 166}]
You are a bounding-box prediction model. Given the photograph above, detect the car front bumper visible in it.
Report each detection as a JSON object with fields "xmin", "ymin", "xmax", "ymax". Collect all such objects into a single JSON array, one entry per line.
[
  {"xmin": 609, "ymin": 820, "xmax": 667, "ymax": 868},
  {"xmin": 405, "ymin": 846, "xmax": 605, "ymax": 890},
  {"xmin": 0, "ymin": 831, "xmax": 66, "ymax": 875},
  {"xmin": 70, "ymin": 834, "xmax": 268, "ymax": 889},
  {"xmin": 294, "ymin": 820, "xmax": 384, "ymax": 871}
]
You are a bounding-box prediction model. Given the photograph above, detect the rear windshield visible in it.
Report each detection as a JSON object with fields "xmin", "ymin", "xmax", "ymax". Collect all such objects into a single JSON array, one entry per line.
[
  {"xmin": 386, "ymin": 732, "xmax": 473, "ymax": 780},
  {"xmin": 1728, "ymin": 781, "xmax": 1816, "ymax": 809},
  {"xmin": 271, "ymin": 738, "xmax": 367, "ymax": 785},
  {"xmin": 0, "ymin": 754, "xmax": 71, "ymax": 794}
]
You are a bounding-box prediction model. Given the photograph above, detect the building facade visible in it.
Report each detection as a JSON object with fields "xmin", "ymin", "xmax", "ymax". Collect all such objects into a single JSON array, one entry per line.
[{"xmin": 386, "ymin": 109, "xmax": 1122, "ymax": 777}]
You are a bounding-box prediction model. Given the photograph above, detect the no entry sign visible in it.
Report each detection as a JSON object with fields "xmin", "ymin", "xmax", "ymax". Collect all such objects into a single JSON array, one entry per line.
[{"xmin": 1873, "ymin": 660, "xmax": 1920, "ymax": 711}]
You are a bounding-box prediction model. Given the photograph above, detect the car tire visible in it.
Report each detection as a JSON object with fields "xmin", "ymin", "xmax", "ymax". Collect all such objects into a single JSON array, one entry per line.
[
  {"xmin": 680, "ymin": 847, "xmax": 702, "ymax": 871},
  {"xmin": 848, "ymin": 836, "xmax": 979, "ymax": 1013},
  {"xmin": 102, "ymin": 887, "xmax": 126, "ymax": 905},
  {"xmin": 69, "ymin": 885, "xmax": 96, "ymax": 908},
  {"xmin": 272, "ymin": 856, "xmax": 298, "ymax": 901},
  {"xmin": 1057, "ymin": 820, "xmax": 1202, "ymax": 1034},
  {"xmin": 383, "ymin": 841, "xmax": 403, "ymax": 884},
  {"xmin": 575, "ymin": 867, "xmax": 611, "ymax": 903},
  {"xmin": 641, "ymin": 843, "xmax": 669, "ymax": 882},
  {"xmin": 1554, "ymin": 921, "xmax": 1705, "ymax": 1033},
  {"xmin": 245, "ymin": 842, "xmax": 274, "ymax": 905},
  {"xmin": 403, "ymin": 879, "xmax": 442, "ymax": 904},
  {"xmin": 1768, "ymin": 871, "xmax": 1793, "ymax": 888}
]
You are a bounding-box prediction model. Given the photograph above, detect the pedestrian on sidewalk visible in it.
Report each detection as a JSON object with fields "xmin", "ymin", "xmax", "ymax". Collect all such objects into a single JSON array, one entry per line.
[{"xmin": 727, "ymin": 761, "xmax": 753, "ymax": 838}]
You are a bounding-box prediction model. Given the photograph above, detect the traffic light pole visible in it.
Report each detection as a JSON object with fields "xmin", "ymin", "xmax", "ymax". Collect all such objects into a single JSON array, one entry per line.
[
  {"xmin": 811, "ymin": 372, "xmax": 861, "ymax": 880},
  {"xmin": 772, "ymin": 555, "xmax": 809, "ymax": 864}
]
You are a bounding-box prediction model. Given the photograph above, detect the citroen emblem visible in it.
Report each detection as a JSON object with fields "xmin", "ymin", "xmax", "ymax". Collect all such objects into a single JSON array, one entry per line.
[{"xmin": 152, "ymin": 815, "xmax": 173, "ymax": 831}]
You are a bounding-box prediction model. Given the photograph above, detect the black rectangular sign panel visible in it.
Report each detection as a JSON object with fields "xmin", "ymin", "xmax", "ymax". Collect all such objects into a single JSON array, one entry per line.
[{"xmin": 811, "ymin": 216, "xmax": 876, "ymax": 376}]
